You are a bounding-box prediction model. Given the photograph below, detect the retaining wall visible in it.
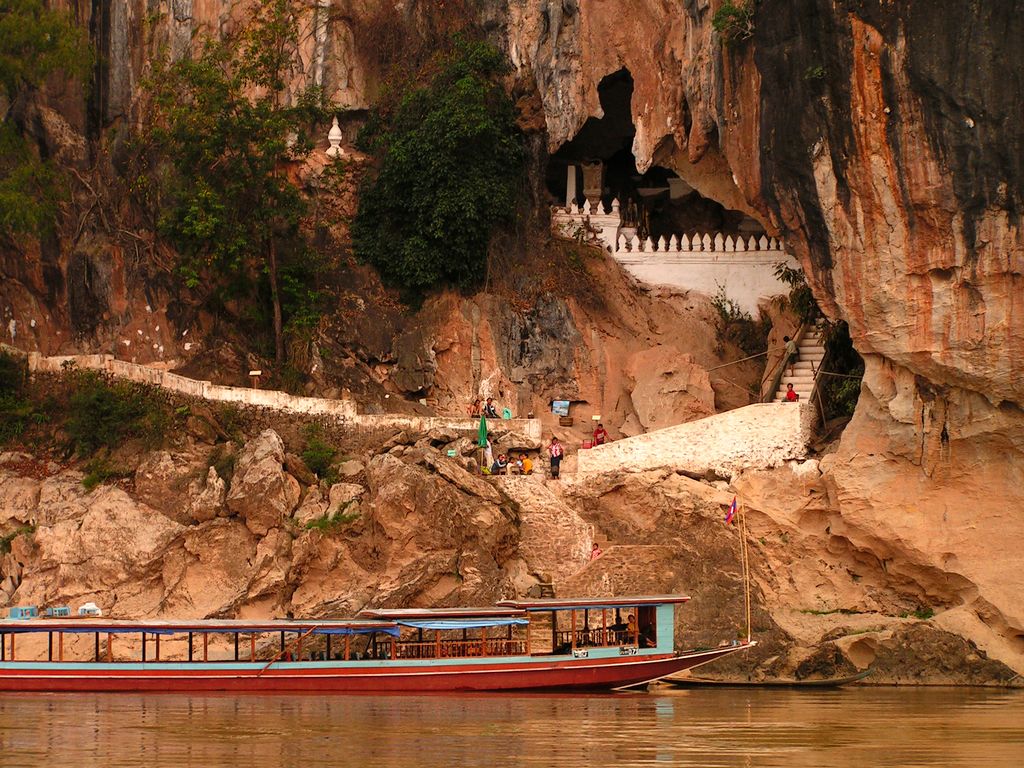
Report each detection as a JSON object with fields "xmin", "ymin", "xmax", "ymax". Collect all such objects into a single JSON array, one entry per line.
[
  {"xmin": 575, "ymin": 402, "xmax": 813, "ymax": 479},
  {"xmin": 13, "ymin": 349, "xmax": 543, "ymax": 440}
]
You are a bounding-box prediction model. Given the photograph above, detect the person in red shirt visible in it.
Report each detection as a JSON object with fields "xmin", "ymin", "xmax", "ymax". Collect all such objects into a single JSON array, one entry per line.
[
  {"xmin": 593, "ymin": 422, "xmax": 609, "ymax": 445},
  {"xmin": 548, "ymin": 436, "xmax": 564, "ymax": 479},
  {"xmin": 785, "ymin": 383, "xmax": 799, "ymax": 402}
]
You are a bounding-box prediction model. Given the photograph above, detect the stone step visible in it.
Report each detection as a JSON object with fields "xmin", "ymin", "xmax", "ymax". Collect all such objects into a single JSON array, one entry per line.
[{"xmin": 800, "ymin": 345, "xmax": 826, "ymax": 354}]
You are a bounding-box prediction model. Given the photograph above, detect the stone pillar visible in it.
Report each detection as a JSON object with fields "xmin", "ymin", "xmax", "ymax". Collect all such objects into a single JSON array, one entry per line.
[
  {"xmin": 581, "ymin": 161, "xmax": 603, "ymax": 208},
  {"xmin": 565, "ymin": 165, "xmax": 577, "ymax": 209}
]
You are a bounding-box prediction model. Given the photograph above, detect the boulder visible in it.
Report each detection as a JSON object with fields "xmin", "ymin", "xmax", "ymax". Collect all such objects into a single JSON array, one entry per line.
[
  {"xmin": 134, "ymin": 451, "xmax": 209, "ymax": 525},
  {"xmin": 422, "ymin": 453, "xmax": 502, "ymax": 504},
  {"xmin": 226, "ymin": 429, "xmax": 301, "ymax": 536},
  {"xmin": 327, "ymin": 483, "xmax": 365, "ymax": 515},
  {"xmin": 627, "ymin": 348, "xmax": 715, "ymax": 431},
  {"xmin": 186, "ymin": 467, "xmax": 227, "ymax": 523},
  {"xmin": 293, "ymin": 487, "xmax": 329, "ymax": 527},
  {"xmin": 0, "ymin": 473, "xmax": 41, "ymax": 527},
  {"xmin": 284, "ymin": 452, "xmax": 318, "ymax": 486},
  {"xmin": 337, "ymin": 459, "xmax": 365, "ymax": 478}
]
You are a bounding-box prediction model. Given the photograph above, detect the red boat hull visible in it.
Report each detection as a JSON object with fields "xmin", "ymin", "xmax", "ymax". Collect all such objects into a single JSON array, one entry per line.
[{"xmin": 0, "ymin": 646, "xmax": 751, "ymax": 693}]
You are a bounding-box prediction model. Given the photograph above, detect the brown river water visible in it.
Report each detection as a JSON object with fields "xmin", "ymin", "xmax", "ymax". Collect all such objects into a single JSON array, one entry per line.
[{"xmin": 0, "ymin": 686, "xmax": 1022, "ymax": 767}]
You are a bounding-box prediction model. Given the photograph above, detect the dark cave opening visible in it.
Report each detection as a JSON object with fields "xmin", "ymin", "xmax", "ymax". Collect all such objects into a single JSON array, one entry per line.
[{"xmin": 546, "ymin": 68, "xmax": 765, "ymax": 240}]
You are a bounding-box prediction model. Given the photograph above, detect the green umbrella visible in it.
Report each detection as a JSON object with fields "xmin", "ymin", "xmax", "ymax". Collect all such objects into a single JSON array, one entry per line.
[{"xmin": 477, "ymin": 415, "xmax": 488, "ymax": 447}]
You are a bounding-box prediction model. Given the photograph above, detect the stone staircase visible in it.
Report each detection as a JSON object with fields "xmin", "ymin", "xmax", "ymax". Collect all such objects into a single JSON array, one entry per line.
[{"xmin": 774, "ymin": 327, "xmax": 825, "ymax": 402}]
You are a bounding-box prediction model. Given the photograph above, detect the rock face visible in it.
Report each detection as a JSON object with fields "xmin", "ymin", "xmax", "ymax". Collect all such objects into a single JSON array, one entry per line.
[{"xmin": 225, "ymin": 430, "xmax": 301, "ymax": 536}]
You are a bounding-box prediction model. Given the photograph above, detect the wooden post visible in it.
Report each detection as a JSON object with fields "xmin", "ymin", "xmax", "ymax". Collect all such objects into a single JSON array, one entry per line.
[
  {"xmin": 526, "ymin": 623, "xmax": 531, "ymax": 656},
  {"xmin": 435, "ymin": 630, "xmax": 441, "ymax": 659},
  {"xmin": 390, "ymin": 637, "xmax": 396, "ymax": 660},
  {"xmin": 234, "ymin": 633, "xmax": 240, "ymax": 661},
  {"xmin": 551, "ymin": 612, "xmax": 558, "ymax": 653},
  {"xmin": 602, "ymin": 609, "xmax": 608, "ymax": 646},
  {"xmin": 570, "ymin": 610, "xmax": 577, "ymax": 650},
  {"xmin": 48, "ymin": 632, "xmax": 53, "ymax": 662},
  {"xmin": 94, "ymin": 633, "xmax": 99, "ymax": 662},
  {"xmin": 142, "ymin": 633, "xmax": 147, "ymax": 662},
  {"xmin": 297, "ymin": 635, "xmax": 303, "ymax": 661},
  {"xmin": 188, "ymin": 632, "xmax": 193, "ymax": 662},
  {"xmin": 344, "ymin": 634, "xmax": 350, "ymax": 661},
  {"xmin": 106, "ymin": 633, "xmax": 113, "ymax": 662},
  {"xmin": 740, "ymin": 503, "xmax": 753, "ymax": 643},
  {"xmin": 250, "ymin": 635, "xmax": 256, "ymax": 661},
  {"xmin": 155, "ymin": 634, "xmax": 161, "ymax": 662},
  {"xmin": 1, "ymin": 633, "xmax": 5, "ymax": 661},
  {"xmin": 10, "ymin": 634, "xmax": 14, "ymax": 660},
  {"xmin": 632, "ymin": 611, "xmax": 639, "ymax": 647},
  {"xmin": 326, "ymin": 634, "xmax": 332, "ymax": 660},
  {"xmin": 59, "ymin": 632, "xmax": 64, "ymax": 662},
  {"xmin": 481, "ymin": 626, "xmax": 487, "ymax": 657},
  {"xmin": 203, "ymin": 634, "xmax": 209, "ymax": 662}
]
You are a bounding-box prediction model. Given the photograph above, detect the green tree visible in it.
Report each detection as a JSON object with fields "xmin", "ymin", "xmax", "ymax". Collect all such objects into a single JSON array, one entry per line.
[
  {"xmin": 146, "ymin": 0, "xmax": 326, "ymax": 363},
  {"xmin": 352, "ymin": 39, "xmax": 523, "ymax": 297},
  {"xmin": 0, "ymin": 0, "xmax": 91, "ymax": 237}
]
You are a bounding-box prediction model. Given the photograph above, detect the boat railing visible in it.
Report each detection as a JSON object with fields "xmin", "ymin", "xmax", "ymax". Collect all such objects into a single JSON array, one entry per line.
[
  {"xmin": 555, "ymin": 629, "xmax": 638, "ymax": 649},
  {"xmin": 394, "ymin": 638, "xmax": 527, "ymax": 659}
]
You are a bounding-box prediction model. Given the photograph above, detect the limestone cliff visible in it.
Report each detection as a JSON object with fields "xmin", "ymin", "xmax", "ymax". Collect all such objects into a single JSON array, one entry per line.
[{"xmin": 1, "ymin": 1, "xmax": 1022, "ymax": 681}]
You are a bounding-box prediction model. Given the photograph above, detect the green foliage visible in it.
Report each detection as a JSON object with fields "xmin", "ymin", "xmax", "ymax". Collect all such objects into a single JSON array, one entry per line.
[
  {"xmin": 0, "ymin": 351, "xmax": 44, "ymax": 444},
  {"xmin": 712, "ymin": 1, "xmax": 755, "ymax": 43},
  {"xmin": 0, "ymin": 0, "xmax": 90, "ymax": 98},
  {"xmin": 774, "ymin": 262, "xmax": 821, "ymax": 323},
  {"xmin": 352, "ymin": 38, "xmax": 523, "ymax": 297},
  {"xmin": 0, "ymin": 0, "xmax": 91, "ymax": 237},
  {"xmin": 301, "ymin": 423, "xmax": 336, "ymax": 481},
  {"xmin": 0, "ymin": 524, "xmax": 35, "ymax": 555},
  {"xmin": 803, "ymin": 65, "xmax": 827, "ymax": 81},
  {"xmin": 208, "ymin": 443, "xmax": 237, "ymax": 483},
  {"xmin": 711, "ymin": 284, "xmax": 770, "ymax": 357},
  {"xmin": 304, "ymin": 502, "xmax": 359, "ymax": 532},
  {"xmin": 820, "ymin": 321, "xmax": 864, "ymax": 419},
  {"xmin": 81, "ymin": 457, "xmax": 131, "ymax": 491},
  {"xmin": 64, "ymin": 369, "xmax": 171, "ymax": 456},
  {"xmin": 146, "ymin": 0, "xmax": 328, "ymax": 354}
]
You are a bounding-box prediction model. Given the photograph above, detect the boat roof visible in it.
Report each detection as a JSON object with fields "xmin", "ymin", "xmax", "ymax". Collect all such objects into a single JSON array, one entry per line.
[
  {"xmin": 0, "ymin": 618, "xmax": 398, "ymax": 634},
  {"xmin": 497, "ymin": 595, "xmax": 691, "ymax": 611},
  {"xmin": 358, "ymin": 606, "xmax": 528, "ymax": 621}
]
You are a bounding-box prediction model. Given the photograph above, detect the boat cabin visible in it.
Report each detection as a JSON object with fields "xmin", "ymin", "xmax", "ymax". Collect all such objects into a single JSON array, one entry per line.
[{"xmin": 0, "ymin": 596, "xmax": 689, "ymax": 664}]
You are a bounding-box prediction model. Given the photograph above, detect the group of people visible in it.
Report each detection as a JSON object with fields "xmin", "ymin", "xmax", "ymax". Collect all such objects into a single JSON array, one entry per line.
[
  {"xmin": 468, "ymin": 397, "xmax": 502, "ymax": 419},
  {"xmin": 486, "ymin": 452, "xmax": 534, "ymax": 476}
]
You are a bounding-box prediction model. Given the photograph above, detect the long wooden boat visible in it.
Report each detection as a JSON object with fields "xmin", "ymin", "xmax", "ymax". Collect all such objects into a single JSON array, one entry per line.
[
  {"xmin": 662, "ymin": 669, "xmax": 872, "ymax": 689},
  {"xmin": 0, "ymin": 596, "xmax": 755, "ymax": 693}
]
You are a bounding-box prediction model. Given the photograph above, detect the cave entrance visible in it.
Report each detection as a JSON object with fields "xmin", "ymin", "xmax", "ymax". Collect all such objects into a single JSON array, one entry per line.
[{"xmin": 546, "ymin": 68, "xmax": 765, "ymax": 241}]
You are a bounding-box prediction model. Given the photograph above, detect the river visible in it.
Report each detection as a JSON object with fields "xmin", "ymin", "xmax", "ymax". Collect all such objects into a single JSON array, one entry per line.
[{"xmin": 1, "ymin": 687, "xmax": 1021, "ymax": 766}]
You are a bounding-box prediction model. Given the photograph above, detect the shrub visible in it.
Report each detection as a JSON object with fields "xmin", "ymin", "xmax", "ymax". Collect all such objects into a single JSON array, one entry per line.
[
  {"xmin": 305, "ymin": 503, "xmax": 359, "ymax": 532},
  {"xmin": 774, "ymin": 262, "xmax": 820, "ymax": 323},
  {"xmin": 64, "ymin": 370, "xmax": 171, "ymax": 456},
  {"xmin": 0, "ymin": 524, "xmax": 35, "ymax": 554},
  {"xmin": 352, "ymin": 38, "xmax": 523, "ymax": 297},
  {"xmin": 301, "ymin": 423, "xmax": 336, "ymax": 481},
  {"xmin": 0, "ymin": 352, "xmax": 44, "ymax": 444},
  {"xmin": 712, "ymin": 1, "xmax": 755, "ymax": 43},
  {"xmin": 81, "ymin": 456, "xmax": 131, "ymax": 491},
  {"xmin": 711, "ymin": 285, "xmax": 770, "ymax": 358}
]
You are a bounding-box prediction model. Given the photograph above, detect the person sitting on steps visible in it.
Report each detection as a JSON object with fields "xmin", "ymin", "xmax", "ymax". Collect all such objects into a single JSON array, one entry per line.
[
  {"xmin": 785, "ymin": 383, "xmax": 799, "ymax": 402},
  {"xmin": 483, "ymin": 398, "xmax": 499, "ymax": 418}
]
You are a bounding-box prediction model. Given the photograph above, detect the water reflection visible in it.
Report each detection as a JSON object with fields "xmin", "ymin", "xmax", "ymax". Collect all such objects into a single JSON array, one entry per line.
[{"xmin": 0, "ymin": 687, "xmax": 1022, "ymax": 767}]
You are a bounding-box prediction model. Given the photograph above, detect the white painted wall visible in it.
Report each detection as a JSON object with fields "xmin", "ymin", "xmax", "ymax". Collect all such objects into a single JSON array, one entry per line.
[
  {"xmin": 575, "ymin": 402, "xmax": 813, "ymax": 479},
  {"xmin": 553, "ymin": 206, "xmax": 798, "ymax": 314}
]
